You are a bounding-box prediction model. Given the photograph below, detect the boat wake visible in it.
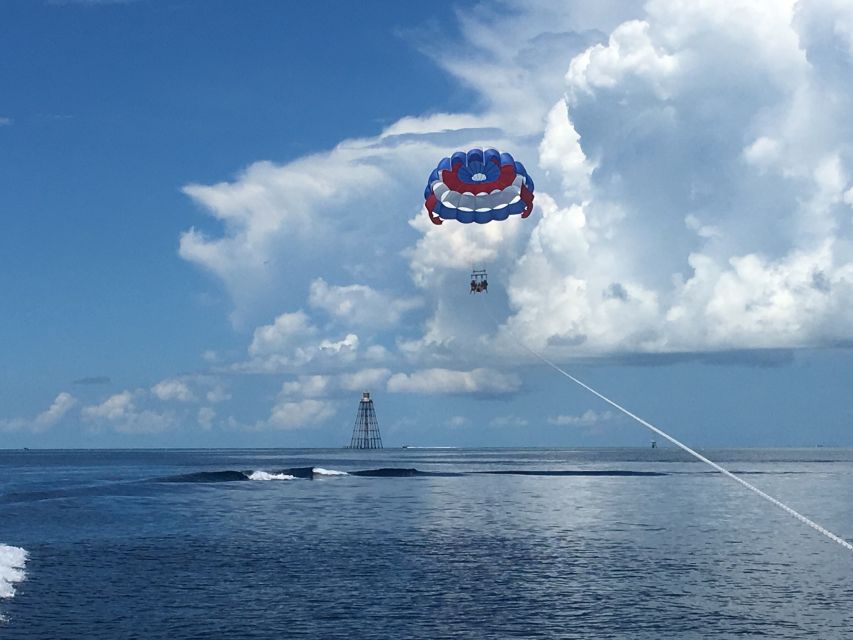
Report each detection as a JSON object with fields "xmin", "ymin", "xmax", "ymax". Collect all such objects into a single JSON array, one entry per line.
[
  {"xmin": 158, "ymin": 467, "xmax": 351, "ymax": 482},
  {"xmin": 0, "ymin": 544, "xmax": 27, "ymax": 624}
]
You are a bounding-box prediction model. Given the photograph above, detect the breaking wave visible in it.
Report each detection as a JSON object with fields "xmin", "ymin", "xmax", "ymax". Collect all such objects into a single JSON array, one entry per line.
[
  {"xmin": 313, "ymin": 467, "xmax": 348, "ymax": 477},
  {"xmin": 248, "ymin": 471, "xmax": 296, "ymax": 481},
  {"xmin": 157, "ymin": 467, "xmax": 339, "ymax": 482},
  {"xmin": 154, "ymin": 467, "xmax": 667, "ymax": 483}
]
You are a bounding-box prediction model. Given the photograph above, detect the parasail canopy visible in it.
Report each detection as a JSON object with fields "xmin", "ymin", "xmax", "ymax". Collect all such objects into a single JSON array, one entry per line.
[{"xmin": 423, "ymin": 148, "xmax": 534, "ymax": 225}]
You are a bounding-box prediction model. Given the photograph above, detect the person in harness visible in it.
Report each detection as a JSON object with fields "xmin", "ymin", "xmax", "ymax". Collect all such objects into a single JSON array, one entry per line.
[{"xmin": 470, "ymin": 269, "xmax": 488, "ymax": 293}]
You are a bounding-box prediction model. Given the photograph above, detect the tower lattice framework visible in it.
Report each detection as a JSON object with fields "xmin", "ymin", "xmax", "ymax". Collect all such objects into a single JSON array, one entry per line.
[{"xmin": 348, "ymin": 391, "xmax": 383, "ymax": 449}]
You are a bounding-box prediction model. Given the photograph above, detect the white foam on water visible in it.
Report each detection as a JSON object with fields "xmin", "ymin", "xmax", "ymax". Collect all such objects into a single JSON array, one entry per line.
[
  {"xmin": 0, "ymin": 544, "xmax": 28, "ymax": 623},
  {"xmin": 313, "ymin": 467, "xmax": 349, "ymax": 477},
  {"xmin": 248, "ymin": 471, "xmax": 296, "ymax": 481}
]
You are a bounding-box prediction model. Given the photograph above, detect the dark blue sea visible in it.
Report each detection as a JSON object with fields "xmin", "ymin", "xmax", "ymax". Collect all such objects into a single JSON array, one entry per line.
[{"xmin": 1, "ymin": 448, "xmax": 852, "ymax": 639}]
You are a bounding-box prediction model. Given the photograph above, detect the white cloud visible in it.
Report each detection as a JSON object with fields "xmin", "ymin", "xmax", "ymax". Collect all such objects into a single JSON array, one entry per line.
[
  {"xmin": 248, "ymin": 310, "xmax": 316, "ymax": 358},
  {"xmin": 743, "ymin": 136, "xmax": 783, "ymax": 169},
  {"xmin": 447, "ymin": 415, "xmax": 470, "ymax": 428},
  {"xmin": 82, "ymin": 391, "xmax": 176, "ymax": 434},
  {"xmin": 407, "ymin": 208, "xmax": 527, "ymax": 289},
  {"xmin": 379, "ymin": 113, "xmax": 496, "ymax": 139},
  {"xmin": 566, "ymin": 19, "xmax": 678, "ymax": 99},
  {"xmin": 319, "ymin": 333, "xmax": 359, "ymax": 357},
  {"xmin": 82, "ymin": 391, "xmax": 134, "ymax": 421},
  {"xmin": 386, "ymin": 368, "xmax": 521, "ymax": 395},
  {"xmin": 0, "ymin": 392, "xmax": 77, "ymax": 433},
  {"xmin": 549, "ymin": 410, "xmax": 614, "ymax": 426},
  {"xmin": 0, "ymin": 116, "xmax": 12, "ymax": 126},
  {"xmin": 267, "ymin": 399, "xmax": 336, "ymax": 430},
  {"xmin": 205, "ymin": 385, "xmax": 231, "ymax": 404},
  {"xmin": 538, "ymin": 100, "xmax": 593, "ymax": 202},
  {"xmin": 276, "ymin": 369, "xmax": 391, "ymax": 400},
  {"xmin": 490, "ymin": 415, "xmax": 529, "ymax": 428},
  {"xmin": 339, "ymin": 368, "xmax": 392, "ymax": 392},
  {"xmin": 239, "ymin": 310, "xmax": 363, "ymax": 372},
  {"xmin": 178, "ymin": 138, "xmax": 440, "ymax": 328},
  {"xmin": 179, "ymin": 0, "xmax": 853, "ymax": 367},
  {"xmin": 485, "ymin": 0, "xmax": 853, "ymax": 358},
  {"xmin": 308, "ymin": 278, "xmax": 421, "ymax": 328},
  {"xmin": 151, "ymin": 379, "xmax": 196, "ymax": 402},
  {"xmin": 197, "ymin": 407, "xmax": 216, "ymax": 430},
  {"xmin": 34, "ymin": 393, "xmax": 78, "ymax": 431},
  {"xmin": 279, "ymin": 375, "xmax": 330, "ymax": 398}
]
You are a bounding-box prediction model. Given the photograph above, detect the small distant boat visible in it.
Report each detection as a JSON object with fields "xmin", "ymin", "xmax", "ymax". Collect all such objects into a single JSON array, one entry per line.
[{"xmin": 401, "ymin": 445, "xmax": 456, "ymax": 449}]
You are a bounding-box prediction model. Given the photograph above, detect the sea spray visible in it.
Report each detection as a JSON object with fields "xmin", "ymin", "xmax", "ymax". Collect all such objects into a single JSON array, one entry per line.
[
  {"xmin": 0, "ymin": 544, "xmax": 28, "ymax": 623},
  {"xmin": 0, "ymin": 545, "xmax": 27, "ymax": 600},
  {"xmin": 312, "ymin": 468, "xmax": 349, "ymax": 477},
  {"xmin": 248, "ymin": 471, "xmax": 296, "ymax": 481}
]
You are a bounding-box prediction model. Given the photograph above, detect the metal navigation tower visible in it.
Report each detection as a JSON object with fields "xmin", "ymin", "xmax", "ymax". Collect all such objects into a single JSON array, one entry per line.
[{"xmin": 347, "ymin": 391, "xmax": 383, "ymax": 449}]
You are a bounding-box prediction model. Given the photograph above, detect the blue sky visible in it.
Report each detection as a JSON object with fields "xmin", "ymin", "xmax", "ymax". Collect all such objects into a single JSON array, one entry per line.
[{"xmin": 2, "ymin": 0, "xmax": 853, "ymax": 448}]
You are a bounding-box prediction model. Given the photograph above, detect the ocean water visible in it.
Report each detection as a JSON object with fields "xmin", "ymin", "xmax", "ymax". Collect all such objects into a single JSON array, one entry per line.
[{"xmin": 1, "ymin": 447, "xmax": 852, "ymax": 639}]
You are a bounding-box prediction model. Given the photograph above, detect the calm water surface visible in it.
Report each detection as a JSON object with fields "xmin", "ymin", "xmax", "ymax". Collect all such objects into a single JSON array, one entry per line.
[{"xmin": 1, "ymin": 448, "xmax": 852, "ymax": 639}]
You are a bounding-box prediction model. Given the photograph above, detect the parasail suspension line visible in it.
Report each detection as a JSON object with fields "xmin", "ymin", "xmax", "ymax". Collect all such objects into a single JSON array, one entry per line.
[{"xmin": 481, "ymin": 296, "xmax": 853, "ymax": 553}]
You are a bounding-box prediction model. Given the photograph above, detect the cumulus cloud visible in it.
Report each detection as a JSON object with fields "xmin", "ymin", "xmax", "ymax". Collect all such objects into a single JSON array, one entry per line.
[
  {"xmin": 276, "ymin": 368, "xmax": 392, "ymax": 401},
  {"xmin": 548, "ymin": 410, "xmax": 614, "ymax": 426},
  {"xmin": 180, "ymin": 0, "xmax": 853, "ymax": 371},
  {"xmin": 0, "ymin": 392, "xmax": 78, "ymax": 433},
  {"xmin": 482, "ymin": 0, "xmax": 853, "ymax": 359},
  {"xmin": 252, "ymin": 369, "xmax": 389, "ymax": 433},
  {"xmin": 308, "ymin": 278, "xmax": 421, "ymax": 328},
  {"xmin": 339, "ymin": 367, "xmax": 392, "ymax": 391},
  {"xmin": 35, "ymin": 393, "xmax": 78, "ymax": 430},
  {"xmin": 490, "ymin": 415, "xmax": 529, "ymax": 427},
  {"xmin": 239, "ymin": 309, "xmax": 364, "ymax": 372},
  {"xmin": 267, "ymin": 398, "xmax": 336, "ymax": 430},
  {"xmin": 567, "ymin": 18, "xmax": 681, "ymax": 97},
  {"xmin": 387, "ymin": 368, "xmax": 521, "ymax": 395},
  {"xmin": 151, "ymin": 379, "xmax": 196, "ymax": 402},
  {"xmin": 205, "ymin": 385, "xmax": 231, "ymax": 403},
  {"xmin": 248, "ymin": 310, "xmax": 316, "ymax": 358},
  {"xmin": 82, "ymin": 391, "xmax": 176, "ymax": 434},
  {"xmin": 179, "ymin": 135, "xmax": 446, "ymax": 328},
  {"xmin": 279, "ymin": 375, "xmax": 331, "ymax": 398},
  {"xmin": 380, "ymin": 113, "xmax": 497, "ymax": 139},
  {"xmin": 197, "ymin": 407, "xmax": 216, "ymax": 430},
  {"xmin": 538, "ymin": 100, "xmax": 593, "ymax": 202}
]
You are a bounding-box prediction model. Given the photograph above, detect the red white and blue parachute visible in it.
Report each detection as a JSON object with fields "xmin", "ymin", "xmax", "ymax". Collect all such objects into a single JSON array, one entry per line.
[{"xmin": 423, "ymin": 148, "xmax": 535, "ymax": 225}]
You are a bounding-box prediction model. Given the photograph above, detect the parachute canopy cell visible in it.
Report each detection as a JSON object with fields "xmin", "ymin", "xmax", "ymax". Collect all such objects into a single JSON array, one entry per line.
[{"xmin": 423, "ymin": 148, "xmax": 535, "ymax": 225}]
